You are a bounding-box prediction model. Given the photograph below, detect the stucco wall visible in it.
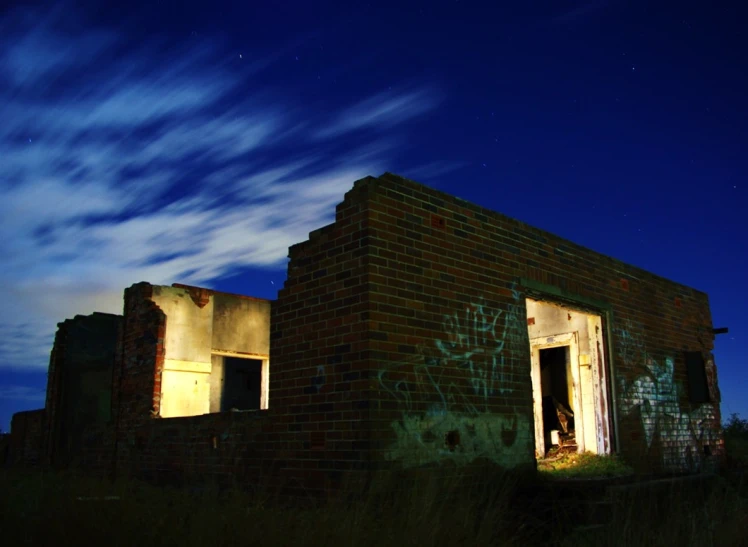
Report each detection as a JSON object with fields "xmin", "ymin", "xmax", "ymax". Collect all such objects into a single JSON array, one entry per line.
[
  {"xmin": 212, "ymin": 292, "xmax": 270, "ymax": 355},
  {"xmin": 149, "ymin": 285, "xmax": 271, "ymax": 418}
]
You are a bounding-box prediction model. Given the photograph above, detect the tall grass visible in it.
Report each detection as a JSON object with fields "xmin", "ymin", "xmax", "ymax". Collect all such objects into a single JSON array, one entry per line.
[
  {"xmin": 724, "ymin": 413, "xmax": 748, "ymax": 468},
  {"xmin": 1, "ymin": 463, "xmax": 745, "ymax": 546}
]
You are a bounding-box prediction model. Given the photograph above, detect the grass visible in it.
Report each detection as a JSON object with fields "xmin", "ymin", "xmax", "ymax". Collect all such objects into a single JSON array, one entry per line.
[
  {"xmin": 724, "ymin": 413, "xmax": 748, "ymax": 468},
  {"xmin": 538, "ymin": 452, "xmax": 635, "ymax": 479},
  {"xmin": 1, "ymin": 462, "xmax": 746, "ymax": 547}
]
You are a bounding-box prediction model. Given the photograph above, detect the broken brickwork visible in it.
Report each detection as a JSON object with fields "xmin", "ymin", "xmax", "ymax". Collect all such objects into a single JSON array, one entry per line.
[
  {"xmin": 9, "ymin": 409, "xmax": 45, "ymax": 466},
  {"xmin": 43, "ymin": 312, "xmax": 121, "ymax": 471},
  {"xmin": 10, "ymin": 172, "xmax": 724, "ymax": 495}
]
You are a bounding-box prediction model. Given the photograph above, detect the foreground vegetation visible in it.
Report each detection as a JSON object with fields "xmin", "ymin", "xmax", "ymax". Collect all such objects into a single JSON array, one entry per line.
[
  {"xmin": 1, "ymin": 459, "xmax": 746, "ymax": 547},
  {"xmin": 724, "ymin": 413, "xmax": 748, "ymax": 467},
  {"xmin": 538, "ymin": 452, "xmax": 634, "ymax": 479}
]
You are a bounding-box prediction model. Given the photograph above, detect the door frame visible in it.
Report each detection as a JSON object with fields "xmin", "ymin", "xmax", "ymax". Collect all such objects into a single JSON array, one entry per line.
[{"xmin": 530, "ymin": 332, "xmax": 581, "ymax": 456}]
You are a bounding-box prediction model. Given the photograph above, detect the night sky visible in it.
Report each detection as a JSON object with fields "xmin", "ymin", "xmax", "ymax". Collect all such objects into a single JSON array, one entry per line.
[{"xmin": 1, "ymin": 0, "xmax": 745, "ymax": 433}]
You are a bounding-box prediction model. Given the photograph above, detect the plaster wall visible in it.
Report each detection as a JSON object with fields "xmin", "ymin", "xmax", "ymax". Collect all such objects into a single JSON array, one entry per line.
[
  {"xmin": 148, "ymin": 285, "xmax": 271, "ymax": 418},
  {"xmin": 212, "ymin": 293, "xmax": 270, "ymax": 355},
  {"xmin": 151, "ymin": 286, "xmax": 213, "ymax": 418}
]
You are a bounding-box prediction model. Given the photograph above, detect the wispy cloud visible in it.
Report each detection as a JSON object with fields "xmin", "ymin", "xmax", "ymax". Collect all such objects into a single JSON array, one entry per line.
[
  {"xmin": 0, "ymin": 7, "xmax": 442, "ymax": 373},
  {"xmin": 314, "ymin": 87, "xmax": 443, "ymax": 140}
]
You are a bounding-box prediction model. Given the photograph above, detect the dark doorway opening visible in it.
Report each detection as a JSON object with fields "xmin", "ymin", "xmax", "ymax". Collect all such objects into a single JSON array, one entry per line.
[
  {"xmin": 540, "ymin": 346, "xmax": 576, "ymax": 453},
  {"xmin": 220, "ymin": 357, "xmax": 263, "ymax": 411}
]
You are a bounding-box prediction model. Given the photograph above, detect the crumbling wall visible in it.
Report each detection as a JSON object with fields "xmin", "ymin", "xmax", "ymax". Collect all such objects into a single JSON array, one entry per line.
[
  {"xmin": 9, "ymin": 409, "xmax": 45, "ymax": 466},
  {"xmin": 43, "ymin": 312, "xmax": 121, "ymax": 470},
  {"xmin": 26, "ymin": 172, "xmax": 723, "ymax": 493},
  {"xmin": 111, "ymin": 283, "xmax": 305, "ymax": 492},
  {"xmin": 113, "ymin": 282, "xmax": 167, "ymax": 477},
  {"xmin": 0, "ymin": 433, "xmax": 10, "ymax": 465},
  {"xmin": 269, "ymin": 180, "xmax": 377, "ymax": 496},
  {"xmin": 137, "ymin": 284, "xmax": 272, "ymax": 418}
]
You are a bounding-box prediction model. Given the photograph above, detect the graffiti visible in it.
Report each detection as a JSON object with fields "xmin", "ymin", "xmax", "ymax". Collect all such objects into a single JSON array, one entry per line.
[
  {"xmin": 618, "ymin": 356, "xmax": 680, "ymax": 449},
  {"xmin": 378, "ymin": 284, "xmax": 532, "ymax": 468},
  {"xmin": 436, "ymin": 291, "xmax": 524, "ymax": 400},
  {"xmin": 311, "ymin": 365, "xmax": 326, "ymax": 393},
  {"xmin": 386, "ymin": 412, "xmax": 530, "ymax": 468},
  {"xmin": 615, "ymin": 322, "xmax": 720, "ymax": 470}
]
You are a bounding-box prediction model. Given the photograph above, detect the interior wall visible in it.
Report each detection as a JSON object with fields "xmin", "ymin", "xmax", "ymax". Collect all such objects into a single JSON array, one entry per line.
[
  {"xmin": 212, "ymin": 294, "xmax": 270, "ymax": 355},
  {"xmin": 152, "ymin": 286, "xmax": 214, "ymax": 363},
  {"xmin": 152, "ymin": 286, "xmax": 271, "ymax": 418},
  {"xmin": 152, "ymin": 286, "xmax": 214, "ymax": 418}
]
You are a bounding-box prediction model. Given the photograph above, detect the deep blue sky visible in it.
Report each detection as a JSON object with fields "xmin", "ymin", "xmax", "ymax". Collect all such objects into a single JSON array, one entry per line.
[{"xmin": 1, "ymin": 0, "xmax": 745, "ymax": 433}]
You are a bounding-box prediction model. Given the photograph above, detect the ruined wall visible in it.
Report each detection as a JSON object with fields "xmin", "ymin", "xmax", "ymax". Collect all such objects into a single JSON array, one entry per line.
[
  {"xmin": 211, "ymin": 291, "xmax": 271, "ymax": 355},
  {"xmin": 151, "ymin": 285, "xmax": 214, "ymax": 417},
  {"xmin": 113, "ymin": 282, "xmax": 167, "ymax": 477},
  {"xmin": 43, "ymin": 312, "xmax": 121, "ymax": 469},
  {"xmin": 269, "ymin": 181, "xmax": 374, "ymax": 495},
  {"xmin": 359, "ymin": 173, "xmax": 721, "ymax": 473},
  {"xmin": 33, "ymin": 172, "xmax": 722, "ymax": 492},
  {"xmin": 0, "ymin": 433, "xmax": 10, "ymax": 465},
  {"xmin": 111, "ymin": 283, "xmax": 301, "ymax": 491},
  {"xmin": 9, "ymin": 409, "xmax": 45, "ymax": 466},
  {"xmin": 145, "ymin": 284, "xmax": 271, "ymax": 418}
]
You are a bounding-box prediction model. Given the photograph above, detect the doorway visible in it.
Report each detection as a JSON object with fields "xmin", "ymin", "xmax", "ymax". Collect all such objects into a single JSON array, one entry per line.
[{"xmin": 526, "ymin": 298, "xmax": 612, "ymax": 458}]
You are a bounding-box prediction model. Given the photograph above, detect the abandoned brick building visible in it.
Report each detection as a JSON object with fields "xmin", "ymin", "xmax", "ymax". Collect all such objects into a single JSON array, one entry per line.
[{"xmin": 8, "ymin": 172, "xmax": 724, "ymax": 494}]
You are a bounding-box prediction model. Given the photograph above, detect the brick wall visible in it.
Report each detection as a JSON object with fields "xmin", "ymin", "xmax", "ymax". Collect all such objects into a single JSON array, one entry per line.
[
  {"xmin": 9, "ymin": 409, "xmax": 45, "ymax": 466},
  {"xmin": 113, "ymin": 282, "xmax": 167, "ymax": 477},
  {"xmin": 361, "ymin": 173, "xmax": 723, "ymax": 473},
  {"xmin": 269, "ymin": 179, "xmax": 375, "ymax": 495},
  {"xmin": 269, "ymin": 172, "xmax": 723, "ymax": 480},
  {"xmin": 363, "ymin": 175, "xmax": 536, "ymax": 473},
  {"xmin": 43, "ymin": 313, "xmax": 121, "ymax": 471},
  {"xmin": 112, "ymin": 284, "xmax": 324, "ymax": 497},
  {"xmin": 21, "ymin": 172, "xmax": 724, "ymax": 493},
  {"xmin": 43, "ymin": 317, "xmax": 68, "ymax": 466}
]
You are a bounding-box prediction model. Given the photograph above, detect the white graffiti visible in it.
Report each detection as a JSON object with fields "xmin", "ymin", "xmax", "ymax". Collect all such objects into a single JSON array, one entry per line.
[
  {"xmin": 616, "ymin": 323, "xmax": 721, "ymax": 471},
  {"xmin": 435, "ymin": 287, "xmax": 525, "ymax": 401},
  {"xmin": 378, "ymin": 285, "xmax": 532, "ymax": 468}
]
